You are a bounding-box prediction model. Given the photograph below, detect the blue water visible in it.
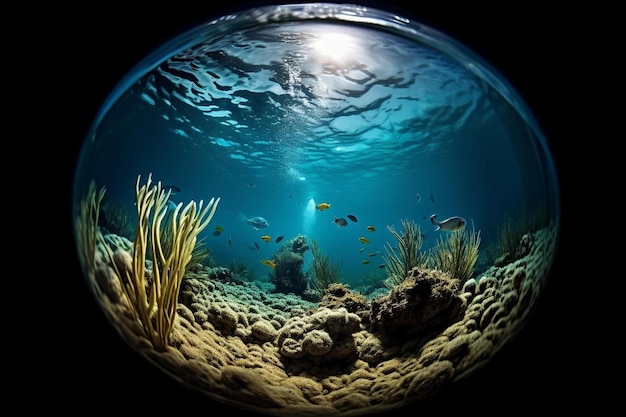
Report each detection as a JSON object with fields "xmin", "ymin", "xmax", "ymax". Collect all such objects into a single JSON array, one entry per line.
[{"xmin": 75, "ymin": 21, "xmax": 558, "ymax": 287}]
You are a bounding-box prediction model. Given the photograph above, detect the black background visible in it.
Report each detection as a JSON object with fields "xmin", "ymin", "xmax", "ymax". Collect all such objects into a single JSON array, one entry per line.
[{"xmin": 47, "ymin": 1, "xmax": 583, "ymax": 414}]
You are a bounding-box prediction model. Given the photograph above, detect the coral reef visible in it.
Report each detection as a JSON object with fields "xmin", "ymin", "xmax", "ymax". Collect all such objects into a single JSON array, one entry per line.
[
  {"xmin": 270, "ymin": 235, "xmax": 310, "ymax": 296},
  {"xmin": 90, "ymin": 216, "xmax": 558, "ymax": 416}
]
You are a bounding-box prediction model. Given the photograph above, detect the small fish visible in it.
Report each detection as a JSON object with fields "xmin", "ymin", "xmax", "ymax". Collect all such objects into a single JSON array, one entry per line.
[
  {"xmin": 214, "ymin": 225, "xmax": 224, "ymax": 233},
  {"xmin": 275, "ymin": 235, "xmax": 284, "ymax": 243},
  {"xmin": 246, "ymin": 183, "xmax": 256, "ymax": 188},
  {"xmin": 228, "ymin": 235, "xmax": 233, "ymax": 247},
  {"xmin": 378, "ymin": 264, "xmax": 385, "ymax": 269},
  {"xmin": 333, "ymin": 216, "xmax": 348, "ymax": 227},
  {"xmin": 254, "ymin": 241, "xmax": 260, "ymax": 250},
  {"xmin": 260, "ymin": 259, "xmax": 276, "ymax": 268},
  {"xmin": 359, "ymin": 237, "xmax": 370, "ymax": 244},
  {"xmin": 430, "ymin": 193, "xmax": 435, "ymax": 203},
  {"xmin": 261, "ymin": 235, "xmax": 272, "ymax": 242},
  {"xmin": 430, "ymin": 214, "xmax": 466, "ymax": 232},
  {"xmin": 212, "ymin": 230, "xmax": 222, "ymax": 236},
  {"xmin": 163, "ymin": 184, "xmax": 181, "ymax": 195},
  {"xmin": 361, "ymin": 260, "xmax": 370, "ymax": 265},
  {"xmin": 347, "ymin": 214, "xmax": 358, "ymax": 223},
  {"xmin": 366, "ymin": 225, "xmax": 376, "ymax": 232},
  {"xmin": 416, "ymin": 193, "xmax": 421, "ymax": 202},
  {"xmin": 317, "ymin": 202, "xmax": 331, "ymax": 211},
  {"xmin": 359, "ymin": 248, "xmax": 364, "ymax": 253},
  {"xmin": 368, "ymin": 252, "xmax": 378, "ymax": 257}
]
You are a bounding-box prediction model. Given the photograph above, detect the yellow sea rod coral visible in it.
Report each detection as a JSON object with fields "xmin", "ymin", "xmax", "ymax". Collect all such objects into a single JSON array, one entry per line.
[{"xmin": 103, "ymin": 173, "xmax": 220, "ymax": 351}]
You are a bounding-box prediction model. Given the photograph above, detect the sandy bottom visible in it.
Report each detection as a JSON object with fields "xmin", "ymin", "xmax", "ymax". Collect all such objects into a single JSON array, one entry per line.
[{"xmin": 93, "ymin": 222, "xmax": 557, "ymax": 416}]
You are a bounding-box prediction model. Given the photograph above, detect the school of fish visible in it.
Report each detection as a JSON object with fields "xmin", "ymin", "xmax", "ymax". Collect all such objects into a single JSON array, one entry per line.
[{"xmin": 208, "ymin": 193, "xmax": 468, "ymax": 271}]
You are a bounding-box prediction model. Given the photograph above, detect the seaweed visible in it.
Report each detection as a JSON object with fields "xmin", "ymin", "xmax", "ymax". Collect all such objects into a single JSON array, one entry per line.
[
  {"xmin": 308, "ymin": 239, "xmax": 342, "ymax": 297},
  {"xmin": 100, "ymin": 201, "xmax": 135, "ymax": 239},
  {"xmin": 428, "ymin": 221, "xmax": 481, "ymax": 283},
  {"xmin": 75, "ymin": 180, "xmax": 106, "ymax": 278},
  {"xmin": 98, "ymin": 174, "xmax": 220, "ymax": 351},
  {"xmin": 486, "ymin": 209, "xmax": 549, "ymax": 266},
  {"xmin": 382, "ymin": 218, "xmax": 428, "ymax": 289}
]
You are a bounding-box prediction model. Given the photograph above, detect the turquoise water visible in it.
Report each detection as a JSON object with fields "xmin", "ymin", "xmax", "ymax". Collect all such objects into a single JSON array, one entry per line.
[{"xmin": 74, "ymin": 18, "xmax": 558, "ymax": 291}]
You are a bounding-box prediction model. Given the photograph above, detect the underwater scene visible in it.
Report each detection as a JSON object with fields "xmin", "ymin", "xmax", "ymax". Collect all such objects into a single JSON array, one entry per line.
[{"xmin": 73, "ymin": 4, "xmax": 560, "ymax": 416}]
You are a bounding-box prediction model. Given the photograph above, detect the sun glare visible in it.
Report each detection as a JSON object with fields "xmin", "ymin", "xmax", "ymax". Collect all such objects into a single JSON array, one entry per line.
[{"xmin": 310, "ymin": 30, "xmax": 361, "ymax": 65}]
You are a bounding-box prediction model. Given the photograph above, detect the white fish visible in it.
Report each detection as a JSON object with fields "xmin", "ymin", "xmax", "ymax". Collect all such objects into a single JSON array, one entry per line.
[
  {"xmin": 240, "ymin": 213, "xmax": 269, "ymax": 230},
  {"xmin": 430, "ymin": 214, "xmax": 466, "ymax": 232}
]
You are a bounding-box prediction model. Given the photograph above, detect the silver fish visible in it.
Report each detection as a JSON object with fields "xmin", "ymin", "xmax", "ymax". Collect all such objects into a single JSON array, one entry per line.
[
  {"xmin": 241, "ymin": 213, "xmax": 269, "ymax": 230},
  {"xmin": 430, "ymin": 214, "xmax": 466, "ymax": 232}
]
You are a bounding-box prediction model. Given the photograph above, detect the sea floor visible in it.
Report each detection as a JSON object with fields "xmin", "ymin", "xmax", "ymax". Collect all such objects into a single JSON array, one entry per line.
[{"xmin": 93, "ymin": 222, "xmax": 558, "ymax": 416}]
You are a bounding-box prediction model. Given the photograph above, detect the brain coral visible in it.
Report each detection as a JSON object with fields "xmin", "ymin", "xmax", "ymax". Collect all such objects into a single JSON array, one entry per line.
[{"xmin": 276, "ymin": 307, "xmax": 361, "ymax": 362}]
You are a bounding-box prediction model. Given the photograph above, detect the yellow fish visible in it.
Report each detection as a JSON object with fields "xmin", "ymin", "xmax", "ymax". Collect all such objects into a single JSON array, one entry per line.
[
  {"xmin": 261, "ymin": 235, "xmax": 272, "ymax": 242},
  {"xmin": 214, "ymin": 225, "xmax": 224, "ymax": 232},
  {"xmin": 316, "ymin": 202, "xmax": 331, "ymax": 211},
  {"xmin": 359, "ymin": 237, "xmax": 370, "ymax": 244},
  {"xmin": 367, "ymin": 225, "xmax": 376, "ymax": 232},
  {"xmin": 368, "ymin": 252, "xmax": 377, "ymax": 257},
  {"xmin": 260, "ymin": 259, "xmax": 276, "ymax": 268},
  {"xmin": 361, "ymin": 260, "xmax": 370, "ymax": 265}
]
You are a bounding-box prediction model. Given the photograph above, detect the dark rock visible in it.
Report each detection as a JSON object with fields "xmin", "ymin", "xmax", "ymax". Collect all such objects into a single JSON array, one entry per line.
[{"xmin": 369, "ymin": 268, "xmax": 466, "ymax": 339}]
